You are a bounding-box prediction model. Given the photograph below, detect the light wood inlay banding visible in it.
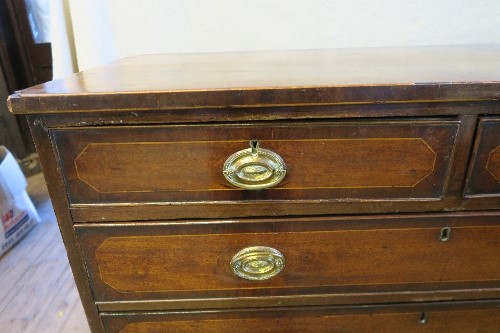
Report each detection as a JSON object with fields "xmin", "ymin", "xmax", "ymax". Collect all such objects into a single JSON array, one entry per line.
[
  {"xmin": 74, "ymin": 138, "xmax": 436, "ymax": 193},
  {"xmin": 115, "ymin": 308, "xmax": 500, "ymax": 333},
  {"xmin": 486, "ymin": 145, "xmax": 500, "ymax": 182},
  {"xmin": 90, "ymin": 226, "xmax": 500, "ymax": 294}
]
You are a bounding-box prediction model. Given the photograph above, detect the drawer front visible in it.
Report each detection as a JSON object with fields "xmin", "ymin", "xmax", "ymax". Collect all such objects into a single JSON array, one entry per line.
[
  {"xmin": 77, "ymin": 214, "xmax": 500, "ymax": 307},
  {"xmin": 101, "ymin": 305, "xmax": 500, "ymax": 333},
  {"xmin": 465, "ymin": 118, "xmax": 500, "ymax": 197},
  {"xmin": 53, "ymin": 120, "xmax": 459, "ymax": 220}
]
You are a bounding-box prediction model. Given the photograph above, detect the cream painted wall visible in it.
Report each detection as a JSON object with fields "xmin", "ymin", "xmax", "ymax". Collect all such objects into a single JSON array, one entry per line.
[{"xmin": 60, "ymin": 0, "xmax": 500, "ymax": 74}]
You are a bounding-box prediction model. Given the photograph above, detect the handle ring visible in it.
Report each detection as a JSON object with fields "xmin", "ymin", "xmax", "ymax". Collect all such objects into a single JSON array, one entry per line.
[
  {"xmin": 223, "ymin": 140, "xmax": 286, "ymax": 190},
  {"xmin": 230, "ymin": 246, "xmax": 285, "ymax": 281}
]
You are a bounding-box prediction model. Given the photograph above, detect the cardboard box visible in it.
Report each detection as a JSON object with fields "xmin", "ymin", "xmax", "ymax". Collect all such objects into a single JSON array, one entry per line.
[{"xmin": 0, "ymin": 146, "xmax": 40, "ymax": 257}]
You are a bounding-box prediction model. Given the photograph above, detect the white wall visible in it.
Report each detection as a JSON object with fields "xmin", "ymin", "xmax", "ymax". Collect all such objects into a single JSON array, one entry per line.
[{"xmin": 60, "ymin": 0, "xmax": 500, "ymax": 74}]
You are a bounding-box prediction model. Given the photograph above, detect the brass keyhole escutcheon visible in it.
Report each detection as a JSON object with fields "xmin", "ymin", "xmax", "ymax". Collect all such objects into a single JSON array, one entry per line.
[
  {"xmin": 419, "ymin": 312, "xmax": 429, "ymax": 324},
  {"xmin": 440, "ymin": 227, "xmax": 451, "ymax": 242}
]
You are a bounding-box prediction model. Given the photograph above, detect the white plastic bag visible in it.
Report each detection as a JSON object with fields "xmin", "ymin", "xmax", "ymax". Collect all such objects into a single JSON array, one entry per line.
[{"xmin": 0, "ymin": 146, "xmax": 40, "ymax": 257}]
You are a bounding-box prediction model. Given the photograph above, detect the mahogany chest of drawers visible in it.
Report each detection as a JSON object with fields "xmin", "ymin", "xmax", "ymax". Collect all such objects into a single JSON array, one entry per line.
[{"xmin": 9, "ymin": 46, "xmax": 500, "ymax": 332}]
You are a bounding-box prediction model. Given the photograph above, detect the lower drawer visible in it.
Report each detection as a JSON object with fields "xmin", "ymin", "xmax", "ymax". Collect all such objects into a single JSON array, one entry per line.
[
  {"xmin": 101, "ymin": 302, "xmax": 500, "ymax": 333},
  {"xmin": 76, "ymin": 213, "xmax": 500, "ymax": 310}
]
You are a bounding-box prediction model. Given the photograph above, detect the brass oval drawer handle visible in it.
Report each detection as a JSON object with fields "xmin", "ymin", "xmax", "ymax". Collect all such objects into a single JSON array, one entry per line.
[
  {"xmin": 223, "ymin": 140, "xmax": 286, "ymax": 190},
  {"xmin": 230, "ymin": 246, "xmax": 285, "ymax": 281}
]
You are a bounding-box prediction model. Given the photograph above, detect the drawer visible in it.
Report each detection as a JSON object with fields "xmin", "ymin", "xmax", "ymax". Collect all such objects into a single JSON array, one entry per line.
[
  {"xmin": 53, "ymin": 120, "xmax": 460, "ymax": 221},
  {"xmin": 101, "ymin": 303, "xmax": 500, "ymax": 333},
  {"xmin": 465, "ymin": 118, "xmax": 500, "ymax": 197},
  {"xmin": 76, "ymin": 214, "xmax": 500, "ymax": 310}
]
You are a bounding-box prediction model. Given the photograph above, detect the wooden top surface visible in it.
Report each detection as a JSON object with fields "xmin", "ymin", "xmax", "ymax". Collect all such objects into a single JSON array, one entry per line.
[{"xmin": 9, "ymin": 45, "xmax": 500, "ymax": 114}]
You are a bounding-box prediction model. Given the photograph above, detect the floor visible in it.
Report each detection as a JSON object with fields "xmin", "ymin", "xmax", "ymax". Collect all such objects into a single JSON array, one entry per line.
[{"xmin": 0, "ymin": 173, "xmax": 90, "ymax": 332}]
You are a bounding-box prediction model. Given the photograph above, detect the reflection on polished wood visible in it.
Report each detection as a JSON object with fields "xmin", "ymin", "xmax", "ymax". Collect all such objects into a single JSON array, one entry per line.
[
  {"xmin": 54, "ymin": 121, "xmax": 457, "ymax": 210},
  {"xmin": 8, "ymin": 46, "xmax": 500, "ymax": 113},
  {"xmin": 79, "ymin": 222, "xmax": 500, "ymax": 298}
]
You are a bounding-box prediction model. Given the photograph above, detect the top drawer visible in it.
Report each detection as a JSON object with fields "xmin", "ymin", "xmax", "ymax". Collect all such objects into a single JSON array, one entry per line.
[
  {"xmin": 464, "ymin": 118, "xmax": 500, "ymax": 197},
  {"xmin": 52, "ymin": 119, "xmax": 459, "ymax": 221}
]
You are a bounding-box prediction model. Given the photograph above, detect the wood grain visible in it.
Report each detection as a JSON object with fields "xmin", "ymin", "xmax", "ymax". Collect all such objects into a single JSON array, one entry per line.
[
  {"xmin": 101, "ymin": 303, "xmax": 500, "ymax": 333},
  {"xmin": 464, "ymin": 118, "xmax": 500, "ymax": 197},
  {"xmin": 35, "ymin": 102, "xmax": 500, "ymax": 128},
  {"xmin": 28, "ymin": 116, "xmax": 104, "ymax": 332},
  {"xmin": 76, "ymin": 214, "xmax": 500, "ymax": 306},
  {"xmin": 488, "ymin": 148, "xmax": 500, "ymax": 180},
  {"xmin": 8, "ymin": 46, "xmax": 500, "ymax": 114},
  {"xmin": 52, "ymin": 120, "xmax": 458, "ymax": 211}
]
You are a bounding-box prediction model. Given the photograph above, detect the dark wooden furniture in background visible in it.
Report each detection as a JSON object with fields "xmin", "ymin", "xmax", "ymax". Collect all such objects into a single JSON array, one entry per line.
[
  {"xmin": 9, "ymin": 46, "xmax": 500, "ymax": 332},
  {"xmin": 0, "ymin": 0, "xmax": 52, "ymax": 157}
]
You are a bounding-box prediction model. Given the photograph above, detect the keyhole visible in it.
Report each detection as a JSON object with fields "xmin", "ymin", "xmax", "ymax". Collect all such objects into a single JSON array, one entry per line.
[
  {"xmin": 250, "ymin": 140, "xmax": 260, "ymax": 157},
  {"xmin": 419, "ymin": 312, "xmax": 428, "ymax": 324},
  {"xmin": 440, "ymin": 227, "xmax": 451, "ymax": 242}
]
